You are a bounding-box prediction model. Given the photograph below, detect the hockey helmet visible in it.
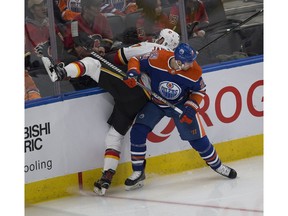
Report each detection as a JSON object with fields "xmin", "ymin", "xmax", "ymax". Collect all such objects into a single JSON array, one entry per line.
[
  {"xmin": 174, "ymin": 43, "xmax": 197, "ymax": 64},
  {"xmin": 157, "ymin": 29, "xmax": 180, "ymax": 51},
  {"xmin": 174, "ymin": 43, "xmax": 197, "ymax": 70}
]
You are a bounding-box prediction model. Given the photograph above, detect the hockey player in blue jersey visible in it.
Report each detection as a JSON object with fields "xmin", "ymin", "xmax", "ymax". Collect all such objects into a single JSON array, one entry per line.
[{"xmin": 123, "ymin": 42, "xmax": 237, "ymax": 190}]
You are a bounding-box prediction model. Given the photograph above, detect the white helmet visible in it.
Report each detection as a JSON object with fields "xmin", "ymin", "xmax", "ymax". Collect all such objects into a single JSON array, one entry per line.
[{"xmin": 157, "ymin": 28, "xmax": 180, "ymax": 51}]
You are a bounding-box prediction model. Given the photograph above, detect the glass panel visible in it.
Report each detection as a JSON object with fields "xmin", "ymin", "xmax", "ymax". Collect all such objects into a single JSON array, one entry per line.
[
  {"xmin": 25, "ymin": 0, "xmax": 77, "ymax": 100},
  {"xmin": 188, "ymin": 0, "xmax": 263, "ymax": 65},
  {"xmin": 24, "ymin": 0, "xmax": 263, "ymax": 101}
]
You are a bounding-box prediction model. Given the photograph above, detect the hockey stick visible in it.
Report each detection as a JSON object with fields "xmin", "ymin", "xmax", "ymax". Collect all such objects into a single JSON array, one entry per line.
[
  {"xmin": 70, "ymin": 21, "xmax": 183, "ymax": 115},
  {"xmin": 198, "ymin": 9, "xmax": 263, "ymax": 53},
  {"xmin": 187, "ymin": 22, "xmax": 199, "ymax": 38},
  {"xmin": 91, "ymin": 51, "xmax": 183, "ymax": 115},
  {"xmin": 100, "ymin": 67, "xmax": 124, "ymax": 80}
]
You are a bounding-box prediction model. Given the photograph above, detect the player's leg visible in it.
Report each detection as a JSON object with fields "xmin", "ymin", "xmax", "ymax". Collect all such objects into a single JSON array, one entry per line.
[
  {"xmin": 125, "ymin": 102, "xmax": 164, "ymax": 190},
  {"xmin": 124, "ymin": 123, "xmax": 150, "ymax": 190},
  {"xmin": 93, "ymin": 126, "xmax": 123, "ymax": 195},
  {"xmin": 174, "ymin": 111, "xmax": 237, "ymax": 179},
  {"xmin": 42, "ymin": 56, "xmax": 101, "ymax": 82},
  {"xmin": 189, "ymin": 136, "xmax": 237, "ymax": 179},
  {"xmin": 93, "ymin": 106, "xmax": 133, "ymax": 195}
]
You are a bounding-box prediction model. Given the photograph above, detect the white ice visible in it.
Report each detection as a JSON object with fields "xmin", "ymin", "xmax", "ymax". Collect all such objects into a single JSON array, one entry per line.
[{"xmin": 25, "ymin": 156, "xmax": 263, "ymax": 216}]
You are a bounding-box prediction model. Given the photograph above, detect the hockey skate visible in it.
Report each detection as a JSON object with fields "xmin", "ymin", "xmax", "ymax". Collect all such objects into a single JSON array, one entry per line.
[
  {"xmin": 41, "ymin": 56, "xmax": 67, "ymax": 82},
  {"xmin": 124, "ymin": 170, "xmax": 146, "ymax": 191},
  {"xmin": 93, "ymin": 169, "xmax": 115, "ymax": 196},
  {"xmin": 214, "ymin": 164, "xmax": 237, "ymax": 179}
]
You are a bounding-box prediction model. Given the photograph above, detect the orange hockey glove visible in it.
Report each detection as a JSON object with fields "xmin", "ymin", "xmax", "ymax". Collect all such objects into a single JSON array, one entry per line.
[
  {"xmin": 179, "ymin": 100, "xmax": 199, "ymax": 124},
  {"xmin": 123, "ymin": 69, "xmax": 141, "ymax": 88}
]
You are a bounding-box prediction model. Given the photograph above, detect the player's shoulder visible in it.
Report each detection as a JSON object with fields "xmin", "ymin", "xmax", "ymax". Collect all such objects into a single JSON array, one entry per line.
[
  {"xmin": 145, "ymin": 49, "xmax": 173, "ymax": 70},
  {"xmin": 140, "ymin": 42, "xmax": 170, "ymax": 51},
  {"xmin": 148, "ymin": 49, "xmax": 173, "ymax": 61},
  {"xmin": 177, "ymin": 61, "xmax": 203, "ymax": 81}
]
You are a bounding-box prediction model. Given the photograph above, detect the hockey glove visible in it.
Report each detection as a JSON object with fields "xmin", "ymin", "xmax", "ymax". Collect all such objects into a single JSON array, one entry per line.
[
  {"xmin": 123, "ymin": 69, "xmax": 141, "ymax": 88},
  {"xmin": 180, "ymin": 100, "xmax": 199, "ymax": 124},
  {"xmin": 187, "ymin": 22, "xmax": 199, "ymax": 38},
  {"xmin": 34, "ymin": 41, "xmax": 50, "ymax": 57}
]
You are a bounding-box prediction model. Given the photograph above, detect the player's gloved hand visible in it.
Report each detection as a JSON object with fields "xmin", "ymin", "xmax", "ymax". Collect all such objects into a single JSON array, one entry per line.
[
  {"xmin": 180, "ymin": 100, "xmax": 199, "ymax": 124},
  {"xmin": 123, "ymin": 69, "xmax": 141, "ymax": 88},
  {"xmin": 34, "ymin": 41, "xmax": 50, "ymax": 57}
]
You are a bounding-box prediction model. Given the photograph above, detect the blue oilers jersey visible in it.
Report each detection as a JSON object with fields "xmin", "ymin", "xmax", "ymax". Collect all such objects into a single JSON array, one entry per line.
[{"xmin": 133, "ymin": 49, "xmax": 206, "ymax": 107}]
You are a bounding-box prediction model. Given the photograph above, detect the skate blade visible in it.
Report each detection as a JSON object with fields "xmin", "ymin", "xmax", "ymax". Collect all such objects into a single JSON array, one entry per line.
[
  {"xmin": 41, "ymin": 57, "xmax": 58, "ymax": 82},
  {"xmin": 93, "ymin": 187, "xmax": 106, "ymax": 196},
  {"xmin": 125, "ymin": 181, "xmax": 144, "ymax": 191}
]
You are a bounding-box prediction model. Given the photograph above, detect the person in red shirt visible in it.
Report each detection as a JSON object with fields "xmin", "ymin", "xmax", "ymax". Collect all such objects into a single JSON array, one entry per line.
[
  {"xmin": 168, "ymin": 0, "xmax": 209, "ymax": 37},
  {"xmin": 25, "ymin": 0, "xmax": 67, "ymax": 67},
  {"xmin": 136, "ymin": 0, "xmax": 170, "ymax": 42},
  {"xmin": 25, "ymin": 0, "xmax": 50, "ymax": 58},
  {"xmin": 63, "ymin": 0, "xmax": 114, "ymax": 59}
]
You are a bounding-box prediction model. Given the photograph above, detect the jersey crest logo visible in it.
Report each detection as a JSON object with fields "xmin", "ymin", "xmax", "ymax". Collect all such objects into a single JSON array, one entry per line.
[
  {"xmin": 149, "ymin": 50, "xmax": 159, "ymax": 59},
  {"xmin": 158, "ymin": 81, "xmax": 182, "ymax": 100}
]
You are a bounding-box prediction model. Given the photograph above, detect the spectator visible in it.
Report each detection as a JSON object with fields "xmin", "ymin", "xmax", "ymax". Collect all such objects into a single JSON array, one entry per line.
[
  {"xmin": 25, "ymin": 0, "xmax": 69, "ymax": 67},
  {"xmin": 25, "ymin": 70, "xmax": 41, "ymax": 100},
  {"xmin": 58, "ymin": 0, "xmax": 126, "ymax": 21},
  {"xmin": 168, "ymin": 0, "xmax": 209, "ymax": 37},
  {"xmin": 52, "ymin": 0, "xmax": 67, "ymax": 24},
  {"xmin": 25, "ymin": 0, "xmax": 50, "ymax": 66},
  {"xmin": 63, "ymin": 0, "xmax": 114, "ymax": 59},
  {"xmin": 58, "ymin": 0, "xmax": 82, "ymax": 21},
  {"xmin": 100, "ymin": 0, "xmax": 126, "ymax": 16},
  {"xmin": 60, "ymin": 0, "xmax": 115, "ymax": 91},
  {"xmin": 122, "ymin": 0, "xmax": 138, "ymax": 14},
  {"xmin": 136, "ymin": 0, "xmax": 170, "ymax": 42},
  {"xmin": 25, "ymin": 52, "xmax": 41, "ymax": 101}
]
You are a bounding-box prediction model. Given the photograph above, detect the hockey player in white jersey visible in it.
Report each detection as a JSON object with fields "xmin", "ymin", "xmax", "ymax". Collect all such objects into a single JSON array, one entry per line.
[
  {"xmin": 114, "ymin": 28, "xmax": 180, "ymax": 65},
  {"xmin": 41, "ymin": 28, "xmax": 180, "ymax": 195}
]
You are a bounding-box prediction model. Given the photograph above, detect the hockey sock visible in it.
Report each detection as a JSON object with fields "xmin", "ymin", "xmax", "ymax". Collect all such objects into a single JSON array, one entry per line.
[
  {"xmin": 130, "ymin": 124, "xmax": 151, "ymax": 171},
  {"xmin": 65, "ymin": 60, "xmax": 86, "ymax": 78},
  {"xmin": 103, "ymin": 148, "xmax": 120, "ymax": 171},
  {"xmin": 103, "ymin": 126, "xmax": 123, "ymax": 171},
  {"xmin": 65, "ymin": 57, "xmax": 101, "ymax": 82},
  {"xmin": 189, "ymin": 136, "xmax": 221, "ymax": 170}
]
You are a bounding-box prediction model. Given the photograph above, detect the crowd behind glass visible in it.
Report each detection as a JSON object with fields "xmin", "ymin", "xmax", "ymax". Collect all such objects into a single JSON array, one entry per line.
[{"xmin": 24, "ymin": 0, "xmax": 263, "ymax": 101}]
